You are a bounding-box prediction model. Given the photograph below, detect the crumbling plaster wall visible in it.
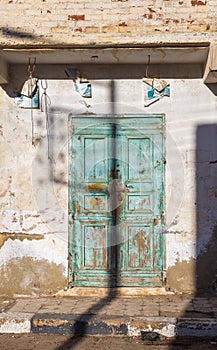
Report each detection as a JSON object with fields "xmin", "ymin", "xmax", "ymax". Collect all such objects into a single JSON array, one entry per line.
[{"xmin": 0, "ymin": 63, "xmax": 217, "ymax": 295}]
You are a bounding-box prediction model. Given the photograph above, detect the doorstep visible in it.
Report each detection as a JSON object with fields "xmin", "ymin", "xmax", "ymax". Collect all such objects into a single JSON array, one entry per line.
[{"xmin": 0, "ymin": 295, "xmax": 217, "ymax": 339}]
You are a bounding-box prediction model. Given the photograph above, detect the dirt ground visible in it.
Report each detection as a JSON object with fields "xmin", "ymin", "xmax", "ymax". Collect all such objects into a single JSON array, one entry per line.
[{"xmin": 0, "ymin": 334, "xmax": 217, "ymax": 350}]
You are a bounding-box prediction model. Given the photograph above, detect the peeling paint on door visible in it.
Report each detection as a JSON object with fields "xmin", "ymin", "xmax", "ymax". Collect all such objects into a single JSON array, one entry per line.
[{"xmin": 69, "ymin": 115, "xmax": 165, "ymax": 287}]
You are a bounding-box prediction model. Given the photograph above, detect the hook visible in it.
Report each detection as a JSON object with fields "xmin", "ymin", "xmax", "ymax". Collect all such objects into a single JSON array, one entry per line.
[
  {"xmin": 40, "ymin": 80, "xmax": 51, "ymax": 112},
  {"xmin": 41, "ymin": 79, "xmax": 48, "ymax": 91},
  {"xmin": 28, "ymin": 57, "xmax": 36, "ymax": 78}
]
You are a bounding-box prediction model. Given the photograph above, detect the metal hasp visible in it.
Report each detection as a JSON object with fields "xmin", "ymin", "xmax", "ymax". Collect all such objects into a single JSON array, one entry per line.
[{"xmin": 69, "ymin": 115, "xmax": 165, "ymax": 287}]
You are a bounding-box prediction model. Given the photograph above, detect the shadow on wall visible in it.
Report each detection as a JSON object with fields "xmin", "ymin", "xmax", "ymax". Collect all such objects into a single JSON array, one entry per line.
[
  {"xmin": 196, "ymin": 124, "xmax": 217, "ymax": 296},
  {"xmin": 50, "ymin": 80, "xmax": 120, "ymax": 350},
  {"xmin": 1, "ymin": 27, "xmax": 35, "ymax": 39},
  {"xmin": 169, "ymin": 123, "xmax": 217, "ymax": 348}
]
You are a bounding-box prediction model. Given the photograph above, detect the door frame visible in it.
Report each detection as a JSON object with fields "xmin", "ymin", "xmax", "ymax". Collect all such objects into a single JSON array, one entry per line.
[{"xmin": 68, "ymin": 114, "xmax": 166, "ymax": 287}]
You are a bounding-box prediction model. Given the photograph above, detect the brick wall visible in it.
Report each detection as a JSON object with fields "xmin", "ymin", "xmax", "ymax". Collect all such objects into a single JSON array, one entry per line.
[{"xmin": 0, "ymin": 0, "xmax": 216, "ymax": 47}]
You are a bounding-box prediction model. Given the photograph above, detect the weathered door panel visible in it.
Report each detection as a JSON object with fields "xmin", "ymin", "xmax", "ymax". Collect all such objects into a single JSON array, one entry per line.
[{"xmin": 69, "ymin": 115, "xmax": 165, "ymax": 287}]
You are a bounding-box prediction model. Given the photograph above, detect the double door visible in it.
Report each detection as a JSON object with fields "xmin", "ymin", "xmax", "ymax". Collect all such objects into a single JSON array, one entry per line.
[{"xmin": 69, "ymin": 115, "xmax": 165, "ymax": 287}]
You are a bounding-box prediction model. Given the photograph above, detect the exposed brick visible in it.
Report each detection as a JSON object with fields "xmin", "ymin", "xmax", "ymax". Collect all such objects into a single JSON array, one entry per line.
[
  {"xmin": 51, "ymin": 26, "xmax": 67, "ymax": 33},
  {"xmin": 0, "ymin": 0, "xmax": 216, "ymax": 46},
  {"xmin": 191, "ymin": 0, "xmax": 207, "ymax": 5},
  {"xmin": 118, "ymin": 21, "xmax": 127, "ymax": 26},
  {"xmin": 68, "ymin": 14, "xmax": 85, "ymax": 21},
  {"xmin": 187, "ymin": 24, "xmax": 209, "ymax": 31},
  {"xmin": 118, "ymin": 25, "xmax": 135, "ymax": 33},
  {"xmin": 102, "ymin": 26, "xmax": 119, "ymax": 33},
  {"xmin": 84, "ymin": 26, "xmax": 100, "ymax": 34},
  {"xmin": 148, "ymin": 7, "xmax": 156, "ymax": 13},
  {"xmin": 85, "ymin": 14, "xmax": 103, "ymax": 21},
  {"xmin": 74, "ymin": 27, "xmax": 83, "ymax": 32},
  {"xmin": 143, "ymin": 14, "xmax": 153, "ymax": 19}
]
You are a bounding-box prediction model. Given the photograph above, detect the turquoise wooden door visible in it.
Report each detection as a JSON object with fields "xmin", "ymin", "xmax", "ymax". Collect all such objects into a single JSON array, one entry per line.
[{"xmin": 69, "ymin": 115, "xmax": 165, "ymax": 287}]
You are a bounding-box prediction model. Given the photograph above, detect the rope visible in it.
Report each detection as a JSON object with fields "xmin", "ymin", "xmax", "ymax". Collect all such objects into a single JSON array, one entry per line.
[
  {"xmin": 145, "ymin": 55, "xmax": 151, "ymax": 78},
  {"xmin": 28, "ymin": 57, "xmax": 36, "ymax": 77},
  {"xmin": 40, "ymin": 80, "xmax": 53, "ymax": 162},
  {"xmin": 31, "ymin": 108, "xmax": 34, "ymax": 146},
  {"xmin": 28, "ymin": 58, "xmax": 36, "ymax": 146}
]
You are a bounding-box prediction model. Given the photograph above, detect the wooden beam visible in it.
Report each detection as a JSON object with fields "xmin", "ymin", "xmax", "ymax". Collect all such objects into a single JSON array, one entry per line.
[
  {"xmin": 0, "ymin": 56, "xmax": 8, "ymax": 84},
  {"xmin": 203, "ymin": 42, "xmax": 217, "ymax": 83}
]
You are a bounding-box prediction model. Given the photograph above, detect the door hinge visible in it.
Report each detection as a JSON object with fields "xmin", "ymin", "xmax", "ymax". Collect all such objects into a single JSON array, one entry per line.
[
  {"xmin": 69, "ymin": 271, "xmax": 75, "ymax": 284},
  {"xmin": 68, "ymin": 211, "xmax": 74, "ymax": 224},
  {"xmin": 161, "ymin": 211, "xmax": 165, "ymax": 225}
]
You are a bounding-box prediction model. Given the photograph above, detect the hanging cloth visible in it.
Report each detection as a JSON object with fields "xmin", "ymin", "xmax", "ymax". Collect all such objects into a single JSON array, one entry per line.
[
  {"xmin": 143, "ymin": 78, "xmax": 169, "ymax": 93},
  {"xmin": 20, "ymin": 77, "xmax": 38, "ymax": 98},
  {"xmin": 143, "ymin": 55, "xmax": 170, "ymax": 107},
  {"xmin": 20, "ymin": 58, "xmax": 38, "ymax": 98}
]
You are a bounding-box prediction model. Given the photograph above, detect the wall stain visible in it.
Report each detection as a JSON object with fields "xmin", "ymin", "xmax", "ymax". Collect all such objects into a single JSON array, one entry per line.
[
  {"xmin": 0, "ymin": 233, "xmax": 43, "ymax": 249},
  {"xmin": 0, "ymin": 176, "xmax": 12, "ymax": 198},
  {"xmin": 111, "ymin": 48, "xmax": 120, "ymax": 63},
  {"xmin": 196, "ymin": 225, "xmax": 217, "ymax": 295},
  {"xmin": 166, "ymin": 259, "xmax": 196, "ymax": 294},
  {"xmin": 0, "ymin": 257, "xmax": 67, "ymax": 296},
  {"xmin": 166, "ymin": 226, "xmax": 217, "ymax": 295}
]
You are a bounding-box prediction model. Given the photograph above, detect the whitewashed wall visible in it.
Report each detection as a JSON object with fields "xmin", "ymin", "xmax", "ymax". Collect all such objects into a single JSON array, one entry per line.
[{"xmin": 0, "ymin": 63, "xmax": 216, "ymax": 295}]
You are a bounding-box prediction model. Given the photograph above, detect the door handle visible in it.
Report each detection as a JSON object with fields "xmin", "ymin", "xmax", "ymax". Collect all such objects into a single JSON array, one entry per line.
[{"xmin": 125, "ymin": 184, "xmax": 134, "ymax": 189}]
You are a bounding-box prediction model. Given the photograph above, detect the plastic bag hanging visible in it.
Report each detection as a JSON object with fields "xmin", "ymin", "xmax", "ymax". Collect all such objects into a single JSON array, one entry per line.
[
  {"xmin": 143, "ymin": 55, "xmax": 170, "ymax": 107},
  {"xmin": 14, "ymin": 57, "xmax": 39, "ymax": 109},
  {"xmin": 65, "ymin": 68, "xmax": 92, "ymax": 98},
  {"xmin": 20, "ymin": 58, "xmax": 38, "ymax": 98},
  {"xmin": 21, "ymin": 77, "xmax": 38, "ymax": 98}
]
